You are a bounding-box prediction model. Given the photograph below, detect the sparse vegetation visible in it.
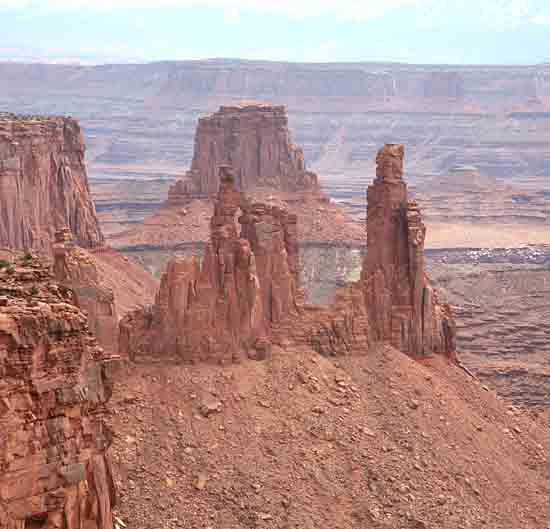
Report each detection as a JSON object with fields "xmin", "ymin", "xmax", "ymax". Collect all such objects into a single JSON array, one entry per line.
[
  {"xmin": 21, "ymin": 253, "xmax": 34, "ymax": 266},
  {"xmin": 30, "ymin": 286, "xmax": 39, "ymax": 296},
  {"xmin": 0, "ymin": 260, "xmax": 10, "ymax": 269},
  {"xmin": 6, "ymin": 265, "xmax": 15, "ymax": 275}
]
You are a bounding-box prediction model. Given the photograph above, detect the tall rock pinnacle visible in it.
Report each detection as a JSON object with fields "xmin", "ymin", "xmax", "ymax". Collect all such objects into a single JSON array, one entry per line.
[
  {"xmin": 120, "ymin": 145, "xmax": 455, "ymax": 364},
  {"xmin": 363, "ymin": 144, "xmax": 456, "ymax": 357},
  {"xmin": 120, "ymin": 166, "xmax": 299, "ymax": 363}
]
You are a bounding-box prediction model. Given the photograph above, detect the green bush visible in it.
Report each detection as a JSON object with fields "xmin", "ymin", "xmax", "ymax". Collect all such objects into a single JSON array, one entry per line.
[
  {"xmin": 6, "ymin": 266, "xmax": 15, "ymax": 275},
  {"xmin": 30, "ymin": 286, "xmax": 39, "ymax": 296},
  {"xmin": 0, "ymin": 260, "xmax": 10, "ymax": 269}
]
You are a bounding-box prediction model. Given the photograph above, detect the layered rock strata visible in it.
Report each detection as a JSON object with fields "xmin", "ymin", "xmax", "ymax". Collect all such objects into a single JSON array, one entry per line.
[
  {"xmin": 362, "ymin": 144, "xmax": 456, "ymax": 357},
  {"xmin": 53, "ymin": 228, "xmax": 119, "ymax": 354},
  {"xmin": 0, "ymin": 114, "xmax": 104, "ymax": 252},
  {"xmin": 167, "ymin": 103, "xmax": 325, "ymax": 203},
  {"xmin": 0, "ymin": 253, "xmax": 116, "ymax": 529},
  {"xmin": 120, "ymin": 166, "xmax": 299, "ymax": 363}
]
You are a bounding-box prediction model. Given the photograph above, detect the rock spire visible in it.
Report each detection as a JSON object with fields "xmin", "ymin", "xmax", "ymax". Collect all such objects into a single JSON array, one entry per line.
[
  {"xmin": 120, "ymin": 166, "xmax": 299, "ymax": 363},
  {"xmin": 362, "ymin": 144, "xmax": 456, "ymax": 357}
]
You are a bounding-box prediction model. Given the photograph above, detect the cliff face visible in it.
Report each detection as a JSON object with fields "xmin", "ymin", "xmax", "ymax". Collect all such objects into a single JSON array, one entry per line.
[
  {"xmin": 120, "ymin": 166, "xmax": 299, "ymax": 363},
  {"xmin": 0, "ymin": 114, "xmax": 104, "ymax": 252},
  {"xmin": 0, "ymin": 253, "xmax": 115, "ymax": 529},
  {"xmin": 168, "ymin": 104, "xmax": 324, "ymax": 203},
  {"xmin": 362, "ymin": 144, "xmax": 456, "ymax": 357}
]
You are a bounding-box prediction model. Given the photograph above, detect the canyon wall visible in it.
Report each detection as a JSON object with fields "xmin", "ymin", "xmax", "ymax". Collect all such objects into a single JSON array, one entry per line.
[
  {"xmin": 0, "ymin": 114, "xmax": 104, "ymax": 252},
  {"xmin": 0, "ymin": 254, "xmax": 116, "ymax": 529}
]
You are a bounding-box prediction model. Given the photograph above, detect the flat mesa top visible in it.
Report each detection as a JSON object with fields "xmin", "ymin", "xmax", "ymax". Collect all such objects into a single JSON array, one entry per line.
[
  {"xmin": 217, "ymin": 103, "xmax": 286, "ymax": 114},
  {"xmin": 0, "ymin": 112, "xmax": 69, "ymax": 123}
]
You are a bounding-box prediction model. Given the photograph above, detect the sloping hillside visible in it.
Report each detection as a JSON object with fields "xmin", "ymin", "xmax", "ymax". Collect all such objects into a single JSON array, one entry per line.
[{"xmin": 108, "ymin": 345, "xmax": 550, "ymax": 529}]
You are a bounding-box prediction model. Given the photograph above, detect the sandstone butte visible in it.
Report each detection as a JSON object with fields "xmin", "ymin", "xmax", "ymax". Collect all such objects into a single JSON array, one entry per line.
[
  {"xmin": 0, "ymin": 114, "xmax": 104, "ymax": 252},
  {"xmin": 0, "ymin": 252, "xmax": 116, "ymax": 529},
  {"xmin": 0, "ymin": 114, "xmax": 157, "ymax": 355},
  {"xmin": 170, "ymin": 103, "xmax": 323, "ymax": 201},
  {"xmin": 109, "ymin": 103, "xmax": 365, "ymax": 249},
  {"xmin": 120, "ymin": 144, "xmax": 455, "ymax": 363}
]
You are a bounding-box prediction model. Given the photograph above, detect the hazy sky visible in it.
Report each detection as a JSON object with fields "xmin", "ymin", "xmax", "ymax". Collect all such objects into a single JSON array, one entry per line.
[{"xmin": 1, "ymin": 0, "xmax": 549, "ymax": 64}]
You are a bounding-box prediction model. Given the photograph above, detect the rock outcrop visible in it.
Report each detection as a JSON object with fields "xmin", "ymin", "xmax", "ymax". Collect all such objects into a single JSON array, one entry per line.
[
  {"xmin": 168, "ymin": 104, "xmax": 324, "ymax": 203},
  {"xmin": 362, "ymin": 144, "xmax": 456, "ymax": 357},
  {"xmin": 53, "ymin": 228, "xmax": 119, "ymax": 355},
  {"xmin": 120, "ymin": 148, "xmax": 456, "ymax": 364},
  {"xmin": 0, "ymin": 253, "xmax": 116, "ymax": 529},
  {"xmin": 274, "ymin": 145, "xmax": 456, "ymax": 360},
  {"xmin": 120, "ymin": 166, "xmax": 299, "ymax": 363},
  {"xmin": 0, "ymin": 114, "xmax": 103, "ymax": 252}
]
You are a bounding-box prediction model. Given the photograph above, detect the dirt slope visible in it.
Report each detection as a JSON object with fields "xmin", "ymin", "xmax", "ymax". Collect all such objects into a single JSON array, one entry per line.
[
  {"xmin": 90, "ymin": 247, "xmax": 159, "ymax": 316},
  {"xmin": 109, "ymin": 196, "xmax": 364, "ymax": 251},
  {"xmin": 108, "ymin": 345, "xmax": 550, "ymax": 529}
]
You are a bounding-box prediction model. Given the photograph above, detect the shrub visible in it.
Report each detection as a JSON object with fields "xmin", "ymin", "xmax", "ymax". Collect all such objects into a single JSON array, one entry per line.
[{"xmin": 0, "ymin": 260, "xmax": 10, "ymax": 269}]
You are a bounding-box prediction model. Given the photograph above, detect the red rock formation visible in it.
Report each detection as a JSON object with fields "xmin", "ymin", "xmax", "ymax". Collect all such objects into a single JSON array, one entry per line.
[
  {"xmin": 362, "ymin": 144, "xmax": 456, "ymax": 357},
  {"xmin": 273, "ymin": 145, "xmax": 455, "ymax": 360},
  {"xmin": 0, "ymin": 253, "xmax": 116, "ymax": 529},
  {"xmin": 169, "ymin": 104, "xmax": 324, "ymax": 202},
  {"xmin": 53, "ymin": 228, "xmax": 119, "ymax": 354},
  {"xmin": 0, "ymin": 114, "xmax": 103, "ymax": 252},
  {"xmin": 121, "ymin": 147, "xmax": 455, "ymax": 364},
  {"xmin": 111, "ymin": 104, "xmax": 364, "ymax": 250},
  {"xmin": 120, "ymin": 166, "xmax": 299, "ymax": 363}
]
